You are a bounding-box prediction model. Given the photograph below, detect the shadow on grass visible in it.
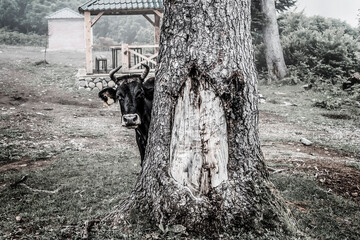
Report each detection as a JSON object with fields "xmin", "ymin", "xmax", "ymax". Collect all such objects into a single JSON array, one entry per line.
[{"xmin": 271, "ymin": 174, "xmax": 360, "ymax": 240}]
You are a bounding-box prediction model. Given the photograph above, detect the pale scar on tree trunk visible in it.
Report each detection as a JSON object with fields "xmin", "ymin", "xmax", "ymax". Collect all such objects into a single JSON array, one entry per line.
[{"xmin": 170, "ymin": 76, "xmax": 228, "ymax": 196}]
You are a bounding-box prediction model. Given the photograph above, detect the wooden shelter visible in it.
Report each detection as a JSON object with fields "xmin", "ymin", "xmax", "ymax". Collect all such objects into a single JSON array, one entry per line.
[{"xmin": 78, "ymin": 0, "xmax": 163, "ymax": 75}]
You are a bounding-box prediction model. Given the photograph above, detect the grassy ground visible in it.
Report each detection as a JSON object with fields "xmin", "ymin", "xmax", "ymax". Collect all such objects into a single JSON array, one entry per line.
[
  {"xmin": 0, "ymin": 45, "xmax": 359, "ymax": 239},
  {"xmin": 258, "ymin": 84, "xmax": 360, "ymax": 155}
]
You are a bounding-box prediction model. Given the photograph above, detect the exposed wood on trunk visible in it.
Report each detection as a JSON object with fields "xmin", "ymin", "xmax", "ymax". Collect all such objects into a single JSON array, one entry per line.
[
  {"xmin": 260, "ymin": 0, "xmax": 287, "ymax": 83},
  {"xmin": 170, "ymin": 77, "xmax": 228, "ymax": 196}
]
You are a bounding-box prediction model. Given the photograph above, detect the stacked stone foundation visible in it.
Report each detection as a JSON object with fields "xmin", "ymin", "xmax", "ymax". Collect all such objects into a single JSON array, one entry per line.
[{"xmin": 77, "ymin": 76, "xmax": 116, "ymax": 91}]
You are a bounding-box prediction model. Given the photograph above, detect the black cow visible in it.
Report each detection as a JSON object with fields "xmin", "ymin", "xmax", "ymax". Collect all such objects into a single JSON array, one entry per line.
[{"xmin": 99, "ymin": 64, "xmax": 154, "ymax": 166}]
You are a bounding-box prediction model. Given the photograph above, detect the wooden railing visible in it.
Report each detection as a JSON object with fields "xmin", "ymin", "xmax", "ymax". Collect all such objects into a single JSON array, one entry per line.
[{"xmin": 110, "ymin": 44, "xmax": 158, "ymax": 73}]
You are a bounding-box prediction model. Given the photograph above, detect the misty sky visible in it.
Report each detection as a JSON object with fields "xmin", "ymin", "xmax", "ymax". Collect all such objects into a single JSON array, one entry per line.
[{"xmin": 293, "ymin": 0, "xmax": 360, "ymax": 27}]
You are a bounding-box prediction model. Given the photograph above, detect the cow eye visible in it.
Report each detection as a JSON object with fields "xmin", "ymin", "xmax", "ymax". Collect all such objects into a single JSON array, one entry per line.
[
  {"xmin": 117, "ymin": 93, "xmax": 124, "ymax": 100},
  {"xmin": 135, "ymin": 90, "xmax": 144, "ymax": 98}
]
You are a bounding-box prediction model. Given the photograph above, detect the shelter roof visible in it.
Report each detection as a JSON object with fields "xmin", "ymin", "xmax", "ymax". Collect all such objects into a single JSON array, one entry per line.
[
  {"xmin": 46, "ymin": 8, "xmax": 84, "ymax": 19},
  {"xmin": 78, "ymin": 0, "xmax": 163, "ymax": 15}
]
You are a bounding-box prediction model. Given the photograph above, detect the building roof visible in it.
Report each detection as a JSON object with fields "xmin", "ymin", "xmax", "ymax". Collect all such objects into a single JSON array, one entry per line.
[
  {"xmin": 79, "ymin": 0, "xmax": 163, "ymax": 15},
  {"xmin": 46, "ymin": 8, "xmax": 84, "ymax": 19}
]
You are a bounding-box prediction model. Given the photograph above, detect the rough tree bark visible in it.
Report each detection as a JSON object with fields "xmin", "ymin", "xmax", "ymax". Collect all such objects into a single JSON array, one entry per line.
[
  {"xmin": 110, "ymin": 0, "xmax": 298, "ymax": 237},
  {"xmin": 260, "ymin": 0, "xmax": 287, "ymax": 83}
]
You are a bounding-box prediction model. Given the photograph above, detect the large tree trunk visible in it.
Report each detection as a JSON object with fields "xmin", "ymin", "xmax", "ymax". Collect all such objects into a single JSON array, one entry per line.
[
  {"xmin": 111, "ymin": 0, "xmax": 298, "ymax": 237},
  {"xmin": 261, "ymin": 0, "xmax": 288, "ymax": 83}
]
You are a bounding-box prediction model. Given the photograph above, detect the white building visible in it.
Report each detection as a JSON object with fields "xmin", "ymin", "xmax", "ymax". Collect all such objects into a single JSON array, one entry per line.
[{"xmin": 46, "ymin": 8, "xmax": 85, "ymax": 51}]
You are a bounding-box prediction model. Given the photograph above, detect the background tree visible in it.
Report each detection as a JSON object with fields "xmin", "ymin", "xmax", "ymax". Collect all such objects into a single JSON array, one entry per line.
[
  {"xmin": 107, "ymin": 0, "xmax": 298, "ymax": 238},
  {"xmin": 0, "ymin": 0, "xmax": 296, "ymax": 48},
  {"xmin": 251, "ymin": 0, "xmax": 296, "ymax": 42},
  {"xmin": 0, "ymin": 0, "xmax": 83, "ymax": 34},
  {"xmin": 0, "ymin": 0, "xmax": 153, "ymax": 45},
  {"xmin": 0, "ymin": 0, "xmax": 24, "ymax": 32},
  {"xmin": 260, "ymin": 0, "xmax": 288, "ymax": 83},
  {"xmin": 251, "ymin": 0, "xmax": 296, "ymax": 79},
  {"xmin": 279, "ymin": 13, "xmax": 360, "ymax": 83}
]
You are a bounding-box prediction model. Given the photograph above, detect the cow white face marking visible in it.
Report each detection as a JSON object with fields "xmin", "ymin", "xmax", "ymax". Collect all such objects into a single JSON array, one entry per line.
[{"xmin": 102, "ymin": 92, "xmax": 115, "ymax": 106}]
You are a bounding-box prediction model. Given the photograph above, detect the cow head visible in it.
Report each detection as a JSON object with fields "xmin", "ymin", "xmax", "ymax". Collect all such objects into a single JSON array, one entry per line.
[{"xmin": 99, "ymin": 64, "xmax": 154, "ymax": 129}]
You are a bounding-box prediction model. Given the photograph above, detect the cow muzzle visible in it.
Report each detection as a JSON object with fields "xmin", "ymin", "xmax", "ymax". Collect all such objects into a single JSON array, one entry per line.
[{"xmin": 122, "ymin": 114, "xmax": 141, "ymax": 128}]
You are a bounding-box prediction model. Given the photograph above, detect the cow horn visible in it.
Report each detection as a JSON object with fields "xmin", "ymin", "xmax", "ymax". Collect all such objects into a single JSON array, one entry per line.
[
  {"xmin": 140, "ymin": 64, "xmax": 150, "ymax": 82},
  {"xmin": 109, "ymin": 66, "xmax": 122, "ymax": 82}
]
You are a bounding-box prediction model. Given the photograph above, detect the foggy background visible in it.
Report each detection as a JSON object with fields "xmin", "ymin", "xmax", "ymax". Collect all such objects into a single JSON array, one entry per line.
[{"xmin": 294, "ymin": 0, "xmax": 360, "ymax": 27}]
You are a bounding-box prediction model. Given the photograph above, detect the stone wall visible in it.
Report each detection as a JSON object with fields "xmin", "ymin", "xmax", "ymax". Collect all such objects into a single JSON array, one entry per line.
[
  {"xmin": 77, "ymin": 71, "xmax": 155, "ymax": 91},
  {"xmin": 77, "ymin": 76, "xmax": 116, "ymax": 91}
]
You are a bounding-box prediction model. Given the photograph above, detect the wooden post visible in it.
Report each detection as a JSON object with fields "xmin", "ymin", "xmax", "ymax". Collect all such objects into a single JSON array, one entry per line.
[
  {"xmin": 143, "ymin": 14, "xmax": 155, "ymax": 26},
  {"xmin": 154, "ymin": 14, "xmax": 161, "ymax": 53},
  {"xmin": 91, "ymin": 11, "xmax": 104, "ymax": 27},
  {"xmin": 122, "ymin": 43, "xmax": 129, "ymax": 71},
  {"xmin": 84, "ymin": 11, "xmax": 93, "ymax": 74}
]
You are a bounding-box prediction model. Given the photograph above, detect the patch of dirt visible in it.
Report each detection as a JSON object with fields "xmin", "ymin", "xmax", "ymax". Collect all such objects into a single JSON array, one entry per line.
[
  {"xmin": 263, "ymin": 142, "xmax": 360, "ymax": 204},
  {"xmin": 0, "ymin": 158, "xmax": 52, "ymax": 173},
  {"xmin": 306, "ymin": 161, "xmax": 359, "ymax": 203},
  {"xmin": 322, "ymin": 113, "xmax": 352, "ymax": 120},
  {"xmin": 0, "ymin": 158, "xmax": 53, "ymax": 193},
  {"xmin": 0, "ymin": 46, "xmax": 134, "ymax": 177},
  {"xmin": 0, "ymin": 95, "xmax": 28, "ymax": 106},
  {"xmin": 259, "ymin": 109, "xmax": 359, "ymax": 204},
  {"xmin": 55, "ymin": 99, "xmax": 98, "ymax": 108}
]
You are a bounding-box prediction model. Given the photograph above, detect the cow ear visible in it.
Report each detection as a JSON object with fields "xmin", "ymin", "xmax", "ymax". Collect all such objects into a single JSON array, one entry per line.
[
  {"xmin": 143, "ymin": 77, "xmax": 155, "ymax": 100},
  {"xmin": 99, "ymin": 88, "xmax": 116, "ymax": 106}
]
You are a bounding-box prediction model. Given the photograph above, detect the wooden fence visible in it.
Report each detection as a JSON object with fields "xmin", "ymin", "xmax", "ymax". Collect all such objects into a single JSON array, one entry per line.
[{"xmin": 110, "ymin": 44, "xmax": 158, "ymax": 73}]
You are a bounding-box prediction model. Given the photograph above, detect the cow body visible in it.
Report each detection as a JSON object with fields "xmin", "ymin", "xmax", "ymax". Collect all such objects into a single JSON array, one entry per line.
[{"xmin": 99, "ymin": 65, "xmax": 154, "ymax": 165}]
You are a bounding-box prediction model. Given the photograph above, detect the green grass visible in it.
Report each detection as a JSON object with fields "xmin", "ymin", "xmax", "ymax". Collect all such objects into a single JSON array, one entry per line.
[
  {"xmin": 3, "ymin": 164, "xmax": 359, "ymax": 239},
  {"xmin": 0, "ymin": 149, "xmax": 139, "ymax": 239},
  {"xmin": 271, "ymin": 174, "xmax": 360, "ymax": 240},
  {"xmin": 259, "ymin": 84, "xmax": 360, "ymax": 155},
  {"xmin": 0, "ymin": 128, "xmax": 30, "ymax": 164},
  {"xmin": 0, "ymin": 124, "xmax": 59, "ymax": 164},
  {"xmin": 0, "ymin": 57, "xmax": 359, "ymax": 238}
]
